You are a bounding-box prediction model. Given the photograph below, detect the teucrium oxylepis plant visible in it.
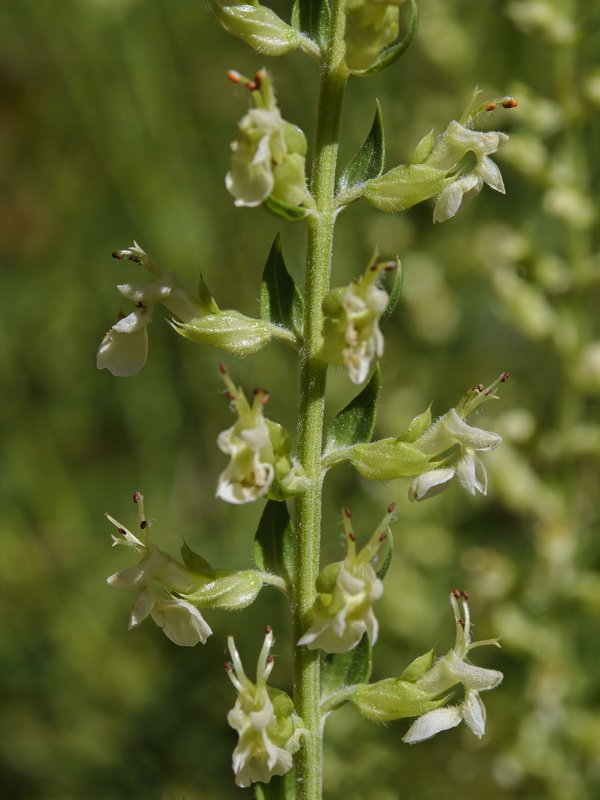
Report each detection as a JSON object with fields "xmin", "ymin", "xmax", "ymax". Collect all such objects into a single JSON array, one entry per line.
[{"xmin": 99, "ymin": 1, "xmax": 517, "ymax": 796}]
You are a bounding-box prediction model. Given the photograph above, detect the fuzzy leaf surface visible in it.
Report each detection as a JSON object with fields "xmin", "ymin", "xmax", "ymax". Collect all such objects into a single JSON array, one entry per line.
[
  {"xmin": 253, "ymin": 500, "xmax": 294, "ymax": 586},
  {"xmin": 323, "ymin": 365, "xmax": 381, "ymax": 456},
  {"xmin": 337, "ymin": 101, "xmax": 385, "ymax": 193},
  {"xmin": 260, "ymin": 234, "xmax": 304, "ymax": 336}
]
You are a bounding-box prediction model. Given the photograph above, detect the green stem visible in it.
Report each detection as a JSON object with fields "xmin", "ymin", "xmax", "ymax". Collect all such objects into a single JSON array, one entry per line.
[{"xmin": 293, "ymin": 5, "xmax": 349, "ymax": 800}]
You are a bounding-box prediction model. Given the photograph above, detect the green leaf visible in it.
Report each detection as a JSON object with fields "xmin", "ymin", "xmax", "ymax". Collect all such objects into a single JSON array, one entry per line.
[
  {"xmin": 197, "ymin": 273, "xmax": 219, "ymax": 314},
  {"xmin": 321, "ymin": 634, "xmax": 373, "ymax": 700},
  {"xmin": 337, "ymin": 100, "xmax": 385, "ymax": 194},
  {"xmin": 400, "ymin": 649, "xmax": 436, "ymax": 683},
  {"xmin": 354, "ymin": 0, "xmax": 419, "ymax": 77},
  {"xmin": 260, "ymin": 234, "xmax": 304, "ymax": 337},
  {"xmin": 379, "ymin": 258, "xmax": 403, "ymax": 327},
  {"xmin": 265, "ymin": 194, "xmax": 309, "ymax": 221},
  {"xmin": 323, "ymin": 365, "xmax": 381, "ymax": 456},
  {"xmin": 180, "ymin": 541, "xmax": 216, "ymax": 579},
  {"xmin": 376, "ymin": 528, "xmax": 394, "ymax": 581},
  {"xmin": 253, "ymin": 500, "xmax": 294, "ymax": 585},
  {"xmin": 292, "ymin": 0, "xmax": 330, "ymax": 47},
  {"xmin": 254, "ymin": 769, "xmax": 296, "ymax": 800}
]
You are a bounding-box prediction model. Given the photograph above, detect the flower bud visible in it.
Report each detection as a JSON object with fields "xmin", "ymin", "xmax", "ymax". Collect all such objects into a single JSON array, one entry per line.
[
  {"xmin": 216, "ymin": 4, "xmax": 300, "ymax": 55},
  {"xmin": 321, "ymin": 258, "xmax": 390, "ymax": 384},
  {"xmin": 186, "ymin": 569, "xmax": 263, "ymax": 611},
  {"xmin": 226, "ymin": 70, "xmax": 308, "ymax": 209},
  {"xmin": 173, "ymin": 311, "xmax": 272, "ymax": 356},
  {"xmin": 344, "ymin": 0, "xmax": 400, "ymax": 73}
]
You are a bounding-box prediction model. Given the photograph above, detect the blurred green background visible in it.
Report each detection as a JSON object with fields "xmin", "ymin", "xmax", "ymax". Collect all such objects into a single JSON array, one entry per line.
[{"xmin": 2, "ymin": 0, "xmax": 599, "ymax": 798}]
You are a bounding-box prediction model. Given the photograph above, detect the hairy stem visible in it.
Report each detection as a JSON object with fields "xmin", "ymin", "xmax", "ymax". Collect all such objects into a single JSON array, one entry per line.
[{"xmin": 293, "ymin": 5, "xmax": 349, "ymax": 800}]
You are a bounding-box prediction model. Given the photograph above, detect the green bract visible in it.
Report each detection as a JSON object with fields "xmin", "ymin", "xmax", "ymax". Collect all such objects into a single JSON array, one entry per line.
[{"xmin": 216, "ymin": 4, "xmax": 300, "ymax": 55}]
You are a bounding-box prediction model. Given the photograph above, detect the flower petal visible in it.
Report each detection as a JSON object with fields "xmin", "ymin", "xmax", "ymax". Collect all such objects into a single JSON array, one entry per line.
[{"xmin": 402, "ymin": 706, "xmax": 463, "ymax": 743}]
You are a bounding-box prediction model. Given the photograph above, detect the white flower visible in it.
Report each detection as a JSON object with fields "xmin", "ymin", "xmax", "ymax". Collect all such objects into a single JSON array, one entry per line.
[
  {"xmin": 216, "ymin": 366, "xmax": 295, "ymax": 504},
  {"xmin": 226, "ymin": 70, "xmax": 307, "ymax": 209},
  {"xmin": 298, "ymin": 505, "xmax": 394, "ymax": 653},
  {"xmin": 408, "ymin": 374, "xmax": 506, "ymax": 502},
  {"xmin": 97, "ymin": 243, "xmax": 201, "ymax": 377},
  {"xmin": 106, "ymin": 498, "xmax": 212, "ymax": 646},
  {"xmin": 429, "ymin": 121, "xmax": 509, "ymax": 222},
  {"xmin": 321, "ymin": 260, "xmax": 391, "ymax": 385},
  {"xmin": 226, "ymin": 629, "xmax": 294, "ymax": 787},
  {"xmin": 403, "ymin": 591, "xmax": 503, "ymax": 743}
]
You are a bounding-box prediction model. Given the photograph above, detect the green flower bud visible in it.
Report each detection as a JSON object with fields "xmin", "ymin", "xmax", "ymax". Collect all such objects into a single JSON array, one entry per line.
[
  {"xmin": 173, "ymin": 310, "xmax": 272, "ymax": 356},
  {"xmin": 186, "ymin": 569, "xmax": 263, "ymax": 611},
  {"xmin": 350, "ymin": 438, "xmax": 438, "ymax": 481},
  {"xmin": 216, "ymin": 4, "xmax": 300, "ymax": 56},
  {"xmin": 350, "ymin": 678, "xmax": 445, "ymax": 723},
  {"xmin": 364, "ymin": 163, "xmax": 449, "ymax": 213},
  {"xmin": 344, "ymin": 0, "xmax": 400, "ymax": 72}
]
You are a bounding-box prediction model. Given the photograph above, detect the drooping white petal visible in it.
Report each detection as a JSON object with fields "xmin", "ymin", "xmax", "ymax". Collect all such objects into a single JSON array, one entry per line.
[
  {"xmin": 408, "ymin": 467, "xmax": 457, "ymax": 502},
  {"xmin": 129, "ymin": 586, "xmax": 156, "ymax": 628},
  {"xmin": 97, "ymin": 310, "xmax": 150, "ymax": 377},
  {"xmin": 455, "ymin": 450, "xmax": 488, "ymax": 495},
  {"xmin": 402, "ymin": 706, "xmax": 463, "ymax": 743},
  {"xmin": 460, "ymin": 690, "xmax": 487, "ymax": 738},
  {"xmin": 150, "ymin": 597, "xmax": 213, "ymax": 646}
]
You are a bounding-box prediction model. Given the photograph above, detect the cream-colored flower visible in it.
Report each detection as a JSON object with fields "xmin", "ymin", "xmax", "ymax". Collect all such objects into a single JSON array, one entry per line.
[
  {"xmin": 403, "ymin": 591, "xmax": 502, "ymax": 743},
  {"xmin": 321, "ymin": 260, "xmax": 391, "ymax": 384},
  {"xmin": 408, "ymin": 374, "xmax": 507, "ymax": 501},
  {"xmin": 298, "ymin": 505, "xmax": 394, "ymax": 653},
  {"xmin": 97, "ymin": 243, "xmax": 201, "ymax": 377},
  {"xmin": 226, "ymin": 70, "xmax": 307, "ymax": 209},
  {"xmin": 226, "ymin": 628, "xmax": 294, "ymax": 787}
]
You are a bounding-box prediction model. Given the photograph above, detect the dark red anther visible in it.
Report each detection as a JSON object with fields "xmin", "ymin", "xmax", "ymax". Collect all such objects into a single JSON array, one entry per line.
[
  {"xmin": 370, "ymin": 264, "xmax": 378, "ymax": 271},
  {"xmin": 246, "ymin": 80, "xmax": 257, "ymax": 91},
  {"xmin": 379, "ymin": 533, "xmax": 388, "ymax": 542},
  {"xmin": 254, "ymin": 71, "xmax": 264, "ymax": 91},
  {"xmin": 348, "ymin": 532, "xmax": 356, "ymax": 542},
  {"xmin": 502, "ymin": 97, "xmax": 518, "ymax": 109},
  {"xmin": 133, "ymin": 491, "xmax": 142, "ymax": 503},
  {"xmin": 501, "ymin": 371, "xmax": 510, "ymax": 382},
  {"xmin": 135, "ymin": 301, "xmax": 146, "ymax": 309},
  {"xmin": 112, "ymin": 250, "xmax": 123, "ymax": 259},
  {"xmin": 265, "ymin": 625, "xmax": 272, "ymax": 634},
  {"xmin": 140, "ymin": 520, "xmax": 147, "ymax": 530},
  {"xmin": 118, "ymin": 527, "xmax": 127, "ymax": 536},
  {"xmin": 387, "ymin": 502, "xmax": 396, "ymax": 514},
  {"xmin": 485, "ymin": 102, "xmax": 497, "ymax": 111},
  {"xmin": 266, "ymin": 655, "xmax": 274, "ymax": 664},
  {"xmin": 384, "ymin": 262, "xmax": 396, "ymax": 271},
  {"xmin": 227, "ymin": 70, "xmax": 241, "ymax": 84},
  {"xmin": 461, "ymin": 590, "xmax": 470, "ymax": 600},
  {"xmin": 224, "ymin": 661, "xmax": 233, "ymax": 670},
  {"xmin": 457, "ymin": 618, "xmax": 465, "ymax": 628},
  {"xmin": 452, "ymin": 588, "xmax": 461, "ymax": 598},
  {"xmin": 485, "ymin": 389, "xmax": 494, "ymax": 396},
  {"xmin": 476, "ymin": 384, "xmax": 484, "ymax": 393},
  {"xmin": 218, "ymin": 363, "xmax": 227, "ymax": 374},
  {"xmin": 343, "ymin": 507, "xmax": 352, "ymax": 518},
  {"xmin": 226, "ymin": 392, "xmax": 235, "ymax": 401}
]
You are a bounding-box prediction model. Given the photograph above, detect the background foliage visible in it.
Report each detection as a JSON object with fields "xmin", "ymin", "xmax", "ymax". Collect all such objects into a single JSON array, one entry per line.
[{"xmin": 1, "ymin": 0, "xmax": 599, "ymax": 798}]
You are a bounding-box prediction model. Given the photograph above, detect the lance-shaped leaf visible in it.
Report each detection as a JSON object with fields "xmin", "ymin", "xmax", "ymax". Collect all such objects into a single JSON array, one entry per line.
[
  {"xmin": 337, "ymin": 101, "xmax": 385, "ymax": 194},
  {"xmin": 321, "ymin": 633, "xmax": 373, "ymax": 702},
  {"xmin": 379, "ymin": 258, "xmax": 403, "ymax": 327},
  {"xmin": 253, "ymin": 500, "xmax": 294, "ymax": 586},
  {"xmin": 323, "ymin": 365, "xmax": 381, "ymax": 457},
  {"xmin": 291, "ymin": 0, "xmax": 330, "ymax": 48},
  {"xmin": 260, "ymin": 234, "xmax": 304, "ymax": 337},
  {"xmin": 352, "ymin": 0, "xmax": 419, "ymax": 78}
]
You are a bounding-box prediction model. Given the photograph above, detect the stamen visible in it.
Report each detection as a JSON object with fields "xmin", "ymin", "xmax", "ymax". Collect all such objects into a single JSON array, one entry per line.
[
  {"xmin": 502, "ymin": 97, "xmax": 518, "ymax": 108},
  {"xmin": 485, "ymin": 102, "xmax": 497, "ymax": 111},
  {"xmin": 387, "ymin": 502, "xmax": 396, "ymax": 514},
  {"xmin": 457, "ymin": 618, "xmax": 465, "ymax": 628},
  {"xmin": 227, "ymin": 70, "xmax": 242, "ymax": 84},
  {"xmin": 461, "ymin": 589, "xmax": 470, "ymax": 600},
  {"xmin": 452, "ymin": 588, "xmax": 461, "ymax": 598}
]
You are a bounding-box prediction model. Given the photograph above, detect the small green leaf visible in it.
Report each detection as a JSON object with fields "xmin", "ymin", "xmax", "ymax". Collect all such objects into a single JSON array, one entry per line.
[
  {"xmin": 400, "ymin": 649, "xmax": 436, "ymax": 683},
  {"xmin": 354, "ymin": 0, "xmax": 419, "ymax": 77},
  {"xmin": 322, "ymin": 634, "xmax": 373, "ymax": 700},
  {"xmin": 180, "ymin": 541, "xmax": 216, "ymax": 579},
  {"xmin": 255, "ymin": 769, "xmax": 296, "ymax": 800},
  {"xmin": 293, "ymin": 0, "xmax": 330, "ymax": 47},
  {"xmin": 323, "ymin": 365, "xmax": 381, "ymax": 456},
  {"xmin": 197, "ymin": 273, "xmax": 219, "ymax": 314},
  {"xmin": 337, "ymin": 100, "xmax": 385, "ymax": 194},
  {"xmin": 253, "ymin": 500, "xmax": 294, "ymax": 585},
  {"xmin": 398, "ymin": 405, "xmax": 432, "ymax": 442},
  {"xmin": 265, "ymin": 194, "xmax": 309, "ymax": 221},
  {"xmin": 379, "ymin": 258, "xmax": 403, "ymax": 327},
  {"xmin": 411, "ymin": 129, "xmax": 436, "ymax": 164},
  {"xmin": 376, "ymin": 529, "xmax": 394, "ymax": 581},
  {"xmin": 260, "ymin": 234, "xmax": 304, "ymax": 337}
]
